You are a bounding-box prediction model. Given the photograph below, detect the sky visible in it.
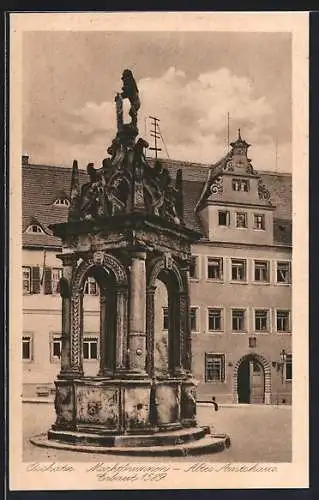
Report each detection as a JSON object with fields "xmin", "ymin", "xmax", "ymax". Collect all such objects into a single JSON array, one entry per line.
[{"xmin": 23, "ymin": 31, "xmax": 292, "ymax": 172}]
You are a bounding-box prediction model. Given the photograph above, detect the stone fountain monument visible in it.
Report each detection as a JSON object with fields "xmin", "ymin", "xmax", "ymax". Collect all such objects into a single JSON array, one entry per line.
[{"xmin": 31, "ymin": 70, "xmax": 230, "ymax": 456}]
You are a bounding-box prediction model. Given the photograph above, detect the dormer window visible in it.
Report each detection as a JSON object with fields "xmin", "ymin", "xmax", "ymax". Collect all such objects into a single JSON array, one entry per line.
[
  {"xmin": 53, "ymin": 198, "xmax": 70, "ymax": 207},
  {"xmin": 26, "ymin": 224, "xmax": 45, "ymax": 234},
  {"xmin": 232, "ymin": 179, "xmax": 249, "ymax": 192}
]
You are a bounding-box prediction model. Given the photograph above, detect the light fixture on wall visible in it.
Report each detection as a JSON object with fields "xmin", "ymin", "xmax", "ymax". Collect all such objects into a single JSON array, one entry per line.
[{"xmin": 273, "ymin": 349, "xmax": 287, "ymax": 383}]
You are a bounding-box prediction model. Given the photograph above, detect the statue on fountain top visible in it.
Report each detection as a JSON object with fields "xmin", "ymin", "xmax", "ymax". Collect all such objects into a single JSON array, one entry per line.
[
  {"xmin": 121, "ymin": 69, "xmax": 141, "ymax": 128},
  {"xmin": 68, "ymin": 70, "xmax": 184, "ymax": 226}
]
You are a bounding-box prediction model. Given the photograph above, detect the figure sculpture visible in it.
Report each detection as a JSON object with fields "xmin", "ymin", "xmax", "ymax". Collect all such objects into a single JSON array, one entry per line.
[{"xmin": 121, "ymin": 69, "xmax": 141, "ymax": 128}]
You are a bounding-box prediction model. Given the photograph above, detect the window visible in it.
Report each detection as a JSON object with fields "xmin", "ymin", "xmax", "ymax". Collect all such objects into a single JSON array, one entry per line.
[
  {"xmin": 207, "ymin": 257, "xmax": 223, "ymax": 280},
  {"xmin": 52, "ymin": 268, "xmax": 62, "ymax": 294},
  {"xmin": 190, "ymin": 307, "xmax": 198, "ymax": 332},
  {"xmin": 276, "ymin": 310, "xmax": 291, "ymax": 332},
  {"xmin": 236, "ymin": 212, "xmax": 247, "ymax": 228},
  {"xmin": 208, "ymin": 308, "xmax": 222, "ymax": 331},
  {"xmin": 44, "ymin": 267, "xmax": 63, "ymax": 295},
  {"xmin": 218, "ymin": 210, "xmax": 230, "ymax": 226},
  {"xmin": 189, "ymin": 256, "xmax": 199, "ymax": 279},
  {"xmin": 26, "ymin": 224, "xmax": 45, "ymax": 234},
  {"xmin": 54, "ymin": 198, "xmax": 70, "ymax": 207},
  {"xmin": 232, "ymin": 309, "xmax": 246, "ymax": 332},
  {"xmin": 232, "ymin": 179, "xmax": 249, "ymax": 192},
  {"xmin": 255, "ymin": 309, "xmax": 269, "ymax": 332},
  {"xmin": 163, "ymin": 307, "xmax": 169, "ymax": 330},
  {"xmin": 22, "ymin": 336, "xmax": 32, "ymax": 361},
  {"xmin": 285, "ymin": 354, "xmax": 292, "ymax": 381},
  {"xmin": 84, "ymin": 276, "xmax": 98, "ymax": 295},
  {"xmin": 23, "ymin": 266, "xmax": 41, "ymax": 294},
  {"xmin": 23, "ymin": 266, "xmax": 31, "ymax": 294},
  {"xmin": 51, "ymin": 335, "xmax": 62, "ymax": 360},
  {"xmin": 231, "ymin": 259, "xmax": 246, "ymax": 281},
  {"xmin": 277, "ymin": 262, "xmax": 291, "ymax": 284},
  {"xmin": 205, "ymin": 353, "xmax": 225, "ymax": 382},
  {"xmin": 254, "ymin": 214, "xmax": 265, "ymax": 230},
  {"xmin": 83, "ymin": 337, "xmax": 98, "ymax": 360},
  {"xmin": 254, "ymin": 261, "xmax": 269, "ymax": 282}
]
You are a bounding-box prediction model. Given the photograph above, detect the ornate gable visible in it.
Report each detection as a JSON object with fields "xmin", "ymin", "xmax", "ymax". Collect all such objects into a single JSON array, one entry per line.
[{"xmin": 195, "ymin": 130, "xmax": 273, "ymax": 213}]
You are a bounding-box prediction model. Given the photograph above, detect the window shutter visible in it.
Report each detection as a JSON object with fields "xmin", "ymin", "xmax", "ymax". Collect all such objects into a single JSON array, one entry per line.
[
  {"xmin": 44, "ymin": 267, "xmax": 52, "ymax": 295},
  {"xmin": 31, "ymin": 267, "xmax": 41, "ymax": 294}
]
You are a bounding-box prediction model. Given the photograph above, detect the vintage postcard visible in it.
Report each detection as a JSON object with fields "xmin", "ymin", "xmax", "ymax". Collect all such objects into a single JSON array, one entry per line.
[{"xmin": 9, "ymin": 11, "xmax": 308, "ymax": 490}]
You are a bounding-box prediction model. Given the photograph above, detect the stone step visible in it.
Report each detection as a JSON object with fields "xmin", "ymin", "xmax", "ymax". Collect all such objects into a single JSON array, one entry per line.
[
  {"xmin": 30, "ymin": 432, "xmax": 231, "ymax": 456},
  {"xmin": 47, "ymin": 426, "xmax": 210, "ymax": 448}
]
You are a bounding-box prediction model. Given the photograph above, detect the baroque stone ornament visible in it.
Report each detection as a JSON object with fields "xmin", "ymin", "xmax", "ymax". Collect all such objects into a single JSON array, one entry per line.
[
  {"xmin": 210, "ymin": 176, "xmax": 223, "ymax": 195},
  {"xmin": 258, "ymin": 179, "xmax": 271, "ymax": 202}
]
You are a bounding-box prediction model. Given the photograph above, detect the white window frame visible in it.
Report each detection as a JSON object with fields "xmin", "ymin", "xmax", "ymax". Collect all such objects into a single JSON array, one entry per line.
[
  {"xmin": 232, "ymin": 178, "xmax": 249, "ymax": 192},
  {"xmin": 276, "ymin": 261, "xmax": 291, "ymax": 285},
  {"xmin": 189, "ymin": 255, "xmax": 200, "ymax": 281},
  {"xmin": 253, "ymin": 213, "xmax": 266, "ymax": 231},
  {"xmin": 84, "ymin": 276, "xmax": 99, "ymax": 296},
  {"xmin": 230, "ymin": 259, "xmax": 247, "ymax": 282},
  {"xmin": 235, "ymin": 212, "xmax": 248, "ymax": 229},
  {"xmin": 51, "ymin": 268, "xmax": 63, "ymax": 295},
  {"xmin": 218, "ymin": 210, "xmax": 230, "ymax": 227},
  {"xmin": 50, "ymin": 333, "xmax": 62, "ymax": 363},
  {"xmin": 205, "ymin": 353, "xmax": 226, "ymax": 383},
  {"xmin": 254, "ymin": 308, "xmax": 270, "ymax": 333},
  {"xmin": 26, "ymin": 224, "xmax": 45, "ymax": 234},
  {"xmin": 276, "ymin": 309, "xmax": 291, "ymax": 334},
  {"xmin": 82, "ymin": 335, "xmax": 99, "ymax": 361},
  {"xmin": 190, "ymin": 306, "xmax": 200, "ymax": 333},
  {"xmin": 22, "ymin": 266, "xmax": 31, "ymax": 294},
  {"xmin": 207, "ymin": 307, "xmax": 224, "ymax": 333},
  {"xmin": 231, "ymin": 308, "xmax": 247, "ymax": 333},
  {"xmin": 254, "ymin": 260, "xmax": 270, "ymax": 283},
  {"xmin": 206, "ymin": 256, "xmax": 224, "ymax": 281},
  {"xmin": 22, "ymin": 333, "xmax": 33, "ymax": 362},
  {"xmin": 53, "ymin": 198, "xmax": 70, "ymax": 207}
]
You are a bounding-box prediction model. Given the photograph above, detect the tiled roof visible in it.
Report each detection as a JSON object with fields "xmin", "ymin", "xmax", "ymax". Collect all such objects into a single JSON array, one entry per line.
[{"xmin": 22, "ymin": 159, "xmax": 291, "ymax": 248}]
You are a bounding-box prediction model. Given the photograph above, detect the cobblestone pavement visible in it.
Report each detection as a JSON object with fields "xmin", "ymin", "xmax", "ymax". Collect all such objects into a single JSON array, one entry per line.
[{"xmin": 23, "ymin": 402, "xmax": 292, "ymax": 463}]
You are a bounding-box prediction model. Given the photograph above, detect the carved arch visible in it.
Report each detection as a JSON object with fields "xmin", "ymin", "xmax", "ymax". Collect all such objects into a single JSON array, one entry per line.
[
  {"xmin": 233, "ymin": 352, "xmax": 272, "ymax": 402},
  {"xmin": 147, "ymin": 256, "xmax": 185, "ymax": 293},
  {"xmin": 71, "ymin": 252, "xmax": 128, "ymax": 294}
]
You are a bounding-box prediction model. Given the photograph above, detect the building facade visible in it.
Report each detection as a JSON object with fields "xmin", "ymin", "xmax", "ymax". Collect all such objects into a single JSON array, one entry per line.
[{"xmin": 22, "ymin": 132, "xmax": 292, "ymax": 404}]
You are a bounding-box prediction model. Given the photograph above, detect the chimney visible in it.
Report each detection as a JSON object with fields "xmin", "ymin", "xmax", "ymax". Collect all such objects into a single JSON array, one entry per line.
[{"xmin": 22, "ymin": 154, "xmax": 29, "ymax": 165}]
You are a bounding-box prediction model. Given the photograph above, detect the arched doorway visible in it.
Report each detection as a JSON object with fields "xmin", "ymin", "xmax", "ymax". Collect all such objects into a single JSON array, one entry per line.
[{"xmin": 237, "ymin": 355, "xmax": 265, "ymax": 404}]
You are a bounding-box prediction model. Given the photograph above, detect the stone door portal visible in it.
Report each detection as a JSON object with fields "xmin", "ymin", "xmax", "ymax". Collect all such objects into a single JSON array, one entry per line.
[{"xmin": 237, "ymin": 357, "xmax": 265, "ymax": 404}]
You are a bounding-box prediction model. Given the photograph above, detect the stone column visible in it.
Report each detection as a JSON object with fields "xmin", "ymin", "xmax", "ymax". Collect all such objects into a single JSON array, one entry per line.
[
  {"xmin": 146, "ymin": 286, "xmax": 156, "ymax": 377},
  {"xmin": 115, "ymin": 285, "xmax": 129, "ymax": 372},
  {"xmin": 180, "ymin": 261, "xmax": 192, "ymax": 374},
  {"xmin": 168, "ymin": 292, "xmax": 184, "ymax": 377},
  {"xmin": 57, "ymin": 254, "xmax": 78, "ymax": 379},
  {"xmin": 70, "ymin": 292, "xmax": 84, "ymax": 377},
  {"xmin": 128, "ymin": 251, "xmax": 147, "ymax": 374}
]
